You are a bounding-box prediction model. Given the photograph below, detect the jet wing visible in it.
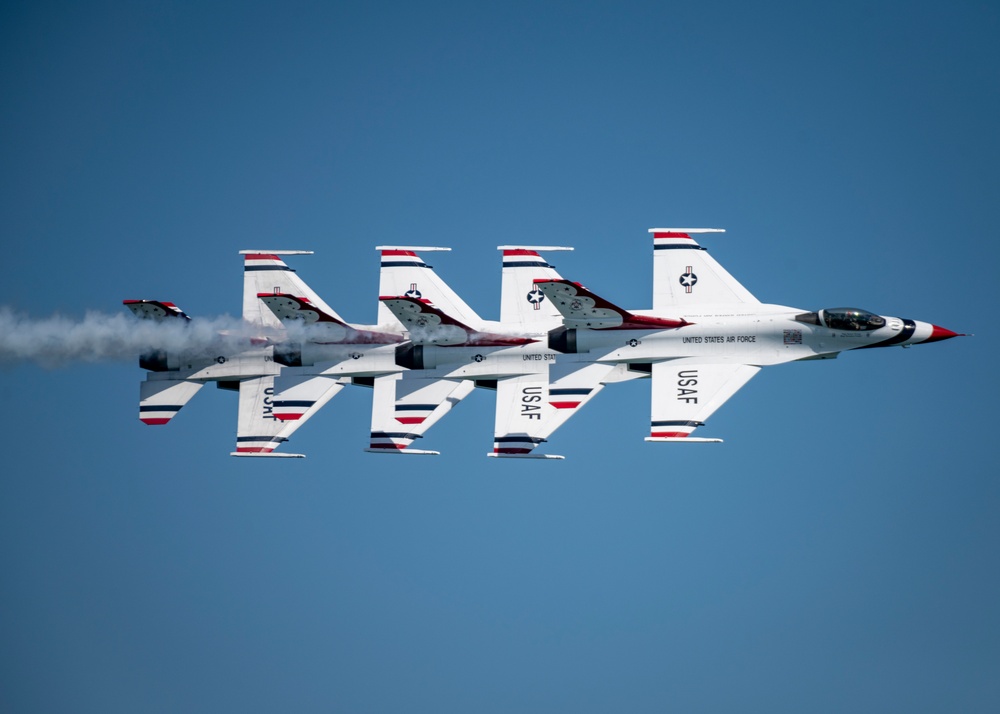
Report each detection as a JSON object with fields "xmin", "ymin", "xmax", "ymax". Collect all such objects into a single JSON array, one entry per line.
[
  {"xmin": 270, "ymin": 373, "xmax": 347, "ymax": 422},
  {"xmin": 233, "ymin": 376, "xmax": 296, "ymax": 456},
  {"xmin": 490, "ymin": 362, "xmax": 615, "ymax": 459},
  {"xmin": 646, "ymin": 361, "xmax": 760, "ymax": 443},
  {"xmin": 366, "ymin": 372, "xmax": 475, "ymax": 455},
  {"xmin": 649, "ymin": 229, "xmax": 759, "ymax": 310},
  {"xmin": 232, "ymin": 374, "xmax": 342, "ymax": 457},
  {"xmin": 138, "ymin": 378, "xmax": 204, "ymax": 425}
]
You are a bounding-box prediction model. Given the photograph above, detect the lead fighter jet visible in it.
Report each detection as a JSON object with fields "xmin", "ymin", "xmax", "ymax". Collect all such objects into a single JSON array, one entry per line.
[{"xmin": 534, "ymin": 228, "xmax": 964, "ymax": 443}]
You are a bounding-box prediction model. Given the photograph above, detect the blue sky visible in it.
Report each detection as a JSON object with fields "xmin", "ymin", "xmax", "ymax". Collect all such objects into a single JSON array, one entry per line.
[{"xmin": 1, "ymin": 1, "xmax": 997, "ymax": 711}]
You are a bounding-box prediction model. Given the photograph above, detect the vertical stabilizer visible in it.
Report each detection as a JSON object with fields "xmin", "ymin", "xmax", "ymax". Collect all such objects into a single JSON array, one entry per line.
[
  {"xmin": 376, "ymin": 247, "xmax": 481, "ymax": 327},
  {"xmin": 649, "ymin": 229, "xmax": 758, "ymax": 310},
  {"xmin": 240, "ymin": 250, "xmax": 345, "ymax": 328},
  {"xmin": 498, "ymin": 246, "xmax": 572, "ymax": 326}
]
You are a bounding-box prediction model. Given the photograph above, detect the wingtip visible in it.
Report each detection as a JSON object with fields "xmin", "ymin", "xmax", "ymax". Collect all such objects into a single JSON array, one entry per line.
[
  {"xmin": 648, "ymin": 227, "xmax": 726, "ymax": 234},
  {"xmin": 364, "ymin": 448, "xmax": 440, "ymax": 456}
]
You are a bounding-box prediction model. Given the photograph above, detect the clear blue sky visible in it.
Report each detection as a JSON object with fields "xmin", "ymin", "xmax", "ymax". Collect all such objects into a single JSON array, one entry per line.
[{"xmin": 1, "ymin": 1, "xmax": 997, "ymax": 711}]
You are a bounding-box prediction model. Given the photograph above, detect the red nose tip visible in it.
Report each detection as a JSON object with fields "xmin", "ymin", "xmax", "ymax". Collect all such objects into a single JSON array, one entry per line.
[{"xmin": 923, "ymin": 325, "xmax": 962, "ymax": 344}]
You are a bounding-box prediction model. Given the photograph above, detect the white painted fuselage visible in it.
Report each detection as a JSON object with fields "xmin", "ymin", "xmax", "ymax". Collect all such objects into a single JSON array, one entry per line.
[{"xmin": 568, "ymin": 304, "xmax": 943, "ymax": 367}]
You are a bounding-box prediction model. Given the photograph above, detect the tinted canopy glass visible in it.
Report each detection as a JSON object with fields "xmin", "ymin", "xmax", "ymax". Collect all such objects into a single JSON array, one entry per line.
[{"xmin": 820, "ymin": 308, "xmax": 886, "ymax": 331}]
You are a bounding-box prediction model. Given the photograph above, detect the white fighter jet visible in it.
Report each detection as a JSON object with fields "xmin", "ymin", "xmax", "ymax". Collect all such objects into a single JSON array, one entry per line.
[
  {"xmin": 366, "ymin": 246, "xmax": 521, "ymax": 455},
  {"xmin": 126, "ymin": 251, "xmax": 401, "ymax": 458},
  {"xmin": 376, "ymin": 246, "xmax": 653, "ymax": 458},
  {"xmin": 254, "ymin": 246, "xmax": 522, "ymax": 457},
  {"xmin": 245, "ymin": 250, "xmax": 425, "ymax": 457},
  {"xmin": 534, "ymin": 228, "xmax": 964, "ymax": 443}
]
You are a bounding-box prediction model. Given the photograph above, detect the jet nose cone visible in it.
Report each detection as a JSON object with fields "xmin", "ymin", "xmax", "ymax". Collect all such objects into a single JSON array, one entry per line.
[{"xmin": 922, "ymin": 325, "xmax": 963, "ymax": 344}]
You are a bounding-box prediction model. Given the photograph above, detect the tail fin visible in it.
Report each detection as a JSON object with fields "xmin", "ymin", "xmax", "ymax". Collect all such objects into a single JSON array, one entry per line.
[
  {"xmin": 376, "ymin": 247, "xmax": 481, "ymax": 327},
  {"xmin": 649, "ymin": 228, "xmax": 758, "ymax": 308},
  {"xmin": 380, "ymin": 296, "xmax": 536, "ymax": 346},
  {"xmin": 498, "ymin": 246, "xmax": 572, "ymax": 326},
  {"xmin": 241, "ymin": 250, "xmax": 346, "ymax": 328},
  {"xmin": 533, "ymin": 279, "xmax": 689, "ymax": 330}
]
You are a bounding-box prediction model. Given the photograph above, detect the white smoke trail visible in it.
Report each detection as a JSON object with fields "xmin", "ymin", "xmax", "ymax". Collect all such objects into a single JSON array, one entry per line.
[{"xmin": 0, "ymin": 308, "xmax": 284, "ymax": 367}]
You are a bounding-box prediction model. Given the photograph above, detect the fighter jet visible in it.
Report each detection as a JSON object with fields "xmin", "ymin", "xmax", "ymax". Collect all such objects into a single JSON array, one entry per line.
[
  {"xmin": 365, "ymin": 246, "xmax": 510, "ymax": 455},
  {"xmin": 245, "ymin": 251, "xmax": 412, "ymax": 455},
  {"xmin": 534, "ymin": 228, "xmax": 964, "ymax": 443},
  {"xmin": 126, "ymin": 251, "xmax": 402, "ymax": 458},
  {"xmin": 124, "ymin": 259, "xmax": 309, "ymax": 456},
  {"xmin": 376, "ymin": 245, "xmax": 651, "ymax": 458}
]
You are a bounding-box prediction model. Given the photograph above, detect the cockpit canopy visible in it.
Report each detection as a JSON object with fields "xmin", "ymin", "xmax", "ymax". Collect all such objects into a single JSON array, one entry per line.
[{"xmin": 795, "ymin": 308, "xmax": 886, "ymax": 331}]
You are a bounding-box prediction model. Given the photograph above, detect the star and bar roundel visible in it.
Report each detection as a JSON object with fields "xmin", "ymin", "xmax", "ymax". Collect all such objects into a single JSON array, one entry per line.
[
  {"xmin": 679, "ymin": 266, "xmax": 698, "ymax": 293},
  {"xmin": 526, "ymin": 287, "xmax": 545, "ymax": 310}
]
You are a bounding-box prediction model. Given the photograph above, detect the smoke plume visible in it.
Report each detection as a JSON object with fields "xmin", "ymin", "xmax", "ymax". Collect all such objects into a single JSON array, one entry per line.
[{"xmin": 0, "ymin": 308, "xmax": 286, "ymax": 367}]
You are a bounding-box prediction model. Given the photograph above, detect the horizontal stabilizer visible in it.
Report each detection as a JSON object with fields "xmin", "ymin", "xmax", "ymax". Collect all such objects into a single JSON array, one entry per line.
[
  {"xmin": 139, "ymin": 378, "xmax": 203, "ymax": 425},
  {"xmin": 261, "ymin": 293, "xmax": 402, "ymax": 344},
  {"xmin": 487, "ymin": 452, "xmax": 565, "ymax": 460},
  {"xmin": 534, "ymin": 279, "xmax": 689, "ymax": 330},
  {"xmin": 123, "ymin": 300, "xmax": 190, "ymax": 321},
  {"xmin": 380, "ymin": 296, "xmax": 535, "ymax": 346},
  {"xmin": 259, "ymin": 293, "xmax": 350, "ymax": 326}
]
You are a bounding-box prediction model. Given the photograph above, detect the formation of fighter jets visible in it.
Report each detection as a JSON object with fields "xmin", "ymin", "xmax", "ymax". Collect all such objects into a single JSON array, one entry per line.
[{"xmin": 125, "ymin": 229, "xmax": 963, "ymax": 458}]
